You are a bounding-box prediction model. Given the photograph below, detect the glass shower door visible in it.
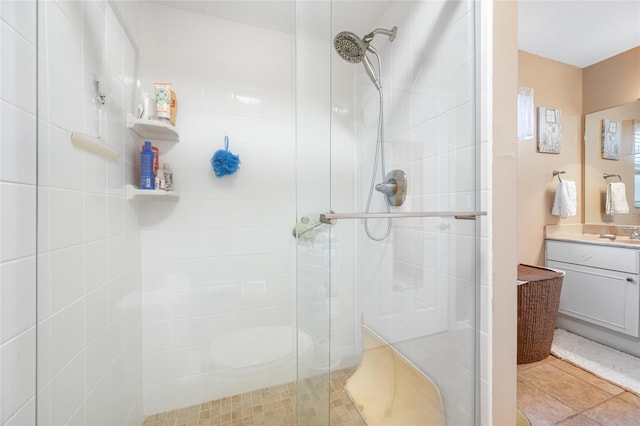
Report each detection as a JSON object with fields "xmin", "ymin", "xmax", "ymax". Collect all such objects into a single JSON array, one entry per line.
[{"xmin": 295, "ymin": 0, "xmax": 482, "ymax": 425}]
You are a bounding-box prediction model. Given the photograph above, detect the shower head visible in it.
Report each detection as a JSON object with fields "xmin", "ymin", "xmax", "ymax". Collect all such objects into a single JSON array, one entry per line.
[
  {"xmin": 333, "ymin": 26, "xmax": 397, "ymax": 91},
  {"xmin": 334, "ymin": 31, "xmax": 367, "ymax": 64},
  {"xmin": 334, "ymin": 31, "xmax": 380, "ymax": 90}
]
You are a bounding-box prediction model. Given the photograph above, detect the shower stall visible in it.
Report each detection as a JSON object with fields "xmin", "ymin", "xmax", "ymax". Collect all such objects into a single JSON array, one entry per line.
[{"xmin": 17, "ymin": 0, "xmax": 482, "ymax": 424}]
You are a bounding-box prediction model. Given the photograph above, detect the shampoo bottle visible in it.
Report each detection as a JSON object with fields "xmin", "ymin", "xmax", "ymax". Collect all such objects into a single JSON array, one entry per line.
[{"xmin": 140, "ymin": 141, "xmax": 155, "ymax": 190}]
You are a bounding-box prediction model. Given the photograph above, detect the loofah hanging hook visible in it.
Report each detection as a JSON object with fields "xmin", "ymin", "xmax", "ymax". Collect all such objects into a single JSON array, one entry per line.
[{"xmin": 210, "ymin": 135, "xmax": 240, "ymax": 177}]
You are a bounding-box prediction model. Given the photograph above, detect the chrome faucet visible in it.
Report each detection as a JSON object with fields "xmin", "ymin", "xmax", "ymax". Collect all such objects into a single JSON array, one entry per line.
[{"xmin": 624, "ymin": 227, "xmax": 640, "ymax": 239}]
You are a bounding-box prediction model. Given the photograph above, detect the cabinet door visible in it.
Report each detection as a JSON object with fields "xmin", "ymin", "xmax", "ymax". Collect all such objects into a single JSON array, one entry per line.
[{"xmin": 548, "ymin": 260, "xmax": 640, "ymax": 337}]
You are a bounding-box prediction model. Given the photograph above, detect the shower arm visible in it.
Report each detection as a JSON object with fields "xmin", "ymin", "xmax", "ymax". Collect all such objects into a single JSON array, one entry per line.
[{"xmin": 364, "ymin": 27, "xmax": 397, "ymax": 43}]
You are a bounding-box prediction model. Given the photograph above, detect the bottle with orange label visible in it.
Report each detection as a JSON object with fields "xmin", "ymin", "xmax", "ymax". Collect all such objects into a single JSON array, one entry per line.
[{"xmin": 154, "ymin": 82, "xmax": 171, "ymax": 121}]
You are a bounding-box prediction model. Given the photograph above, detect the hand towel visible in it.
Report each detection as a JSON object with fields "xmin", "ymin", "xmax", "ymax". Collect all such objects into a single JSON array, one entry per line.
[
  {"xmin": 551, "ymin": 180, "xmax": 577, "ymax": 218},
  {"xmin": 606, "ymin": 182, "xmax": 629, "ymax": 215}
]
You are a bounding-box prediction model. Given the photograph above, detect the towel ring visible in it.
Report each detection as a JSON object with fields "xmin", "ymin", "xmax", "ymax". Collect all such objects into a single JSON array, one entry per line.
[
  {"xmin": 603, "ymin": 174, "xmax": 622, "ymax": 182},
  {"xmin": 552, "ymin": 170, "xmax": 565, "ymax": 182}
]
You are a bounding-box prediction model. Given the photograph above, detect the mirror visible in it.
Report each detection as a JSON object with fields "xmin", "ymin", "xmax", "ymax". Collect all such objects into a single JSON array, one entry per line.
[{"xmin": 584, "ymin": 100, "xmax": 640, "ymax": 224}]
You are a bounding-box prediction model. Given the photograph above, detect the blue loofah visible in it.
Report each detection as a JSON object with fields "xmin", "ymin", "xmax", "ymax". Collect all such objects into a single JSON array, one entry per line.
[{"xmin": 211, "ymin": 136, "xmax": 240, "ymax": 177}]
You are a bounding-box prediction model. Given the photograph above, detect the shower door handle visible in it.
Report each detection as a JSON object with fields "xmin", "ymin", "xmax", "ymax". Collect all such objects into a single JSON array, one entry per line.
[{"xmin": 319, "ymin": 211, "xmax": 486, "ymax": 223}]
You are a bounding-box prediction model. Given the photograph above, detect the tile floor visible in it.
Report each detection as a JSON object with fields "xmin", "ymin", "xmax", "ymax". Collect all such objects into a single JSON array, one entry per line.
[
  {"xmin": 518, "ymin": 355, "xmax": 640, "ymax": 425},
  {"xmin": 145, "ymin": 353, "xmax": 640, "ymax": 426},
  {"xmin": 142, "ymin": 368, "xmax": 366, "ymax": 426}
]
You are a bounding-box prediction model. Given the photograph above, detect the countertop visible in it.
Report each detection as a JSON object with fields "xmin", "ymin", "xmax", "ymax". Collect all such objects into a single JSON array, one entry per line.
[{"xmin": 545, "ymin": 224, "xmax": 640, "ymax": 249}]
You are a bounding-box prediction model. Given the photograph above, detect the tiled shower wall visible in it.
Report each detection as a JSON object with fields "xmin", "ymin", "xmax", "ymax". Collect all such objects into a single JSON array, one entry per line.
[
  {"xmin": 0, "ymin": 1, "xmax": 38, "ymax": 424},
  {"xmin": 131, "ymin": 3, "xmax": 358, "ymax": 414},
  {"xmin": 36, "ymin": 1, "xmax": 143, "ymax": 424},
  {"xmin": 356, "ymin": 0, "xmax": 477, "ymax": 338},
  {"xmin": 1, "ymin": 0, "xmax": 143, "ymax": 425}
]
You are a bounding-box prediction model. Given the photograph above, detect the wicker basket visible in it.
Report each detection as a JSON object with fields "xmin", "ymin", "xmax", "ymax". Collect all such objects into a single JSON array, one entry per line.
[{"xmin": 517, "ymin": 264, "xmax": 564, "ymax": 364}]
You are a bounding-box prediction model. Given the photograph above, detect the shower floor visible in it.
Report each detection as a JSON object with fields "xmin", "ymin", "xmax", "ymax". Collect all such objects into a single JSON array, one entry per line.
[{"xmin": 142, "ymin": 367, "xmax": 366, "ymax": 426}]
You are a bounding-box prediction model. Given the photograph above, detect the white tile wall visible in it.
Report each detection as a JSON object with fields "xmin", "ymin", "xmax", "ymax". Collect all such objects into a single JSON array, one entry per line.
[
  {"xmin": 0, "ymin": 258, "xmax": 36, "ymax": 343},
  {"xmin": 0, "ymin": 102, "xmax": 37, "ymax": 185},
  {"xmin": 135, "ymin": 3, "xmax": 296, "ymax": 413},
  {"xmin": 1, "ymin": 328, "xmax": 37, "ymax": 424},
  {"xmin": 0, "ymin": 183, "xmax": 36, "ymax": 263},
  {"xmin": 0, "ymin": 1, "xmax": 38, "ymax": 424},
  {"xmin": 18, "ymin": 0, "xmax": 143, "ymax": 425},
  {"xmin": 1, "ymin": 19, "xmax": 37, "ymax": 116},
  {"xmin": 135, "ymin": 2, "xmax": 359, "ymax": 414}
]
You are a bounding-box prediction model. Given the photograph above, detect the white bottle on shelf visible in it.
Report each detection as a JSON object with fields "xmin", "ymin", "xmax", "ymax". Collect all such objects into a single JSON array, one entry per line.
[{"xmin": 162, "ymin": 163, "xmax": 174, "ymax": 191}]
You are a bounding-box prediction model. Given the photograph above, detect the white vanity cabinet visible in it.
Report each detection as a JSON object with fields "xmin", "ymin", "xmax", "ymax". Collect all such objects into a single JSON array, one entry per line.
[{"xmin": 545, "ymin": 240, "xmax": 640, "ymax": 337}]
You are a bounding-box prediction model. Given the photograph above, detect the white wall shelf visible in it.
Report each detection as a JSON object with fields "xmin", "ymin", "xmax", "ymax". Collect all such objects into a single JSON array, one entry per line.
[
  {"xmin": 126, "ymin": 185, "xmax": 179, "ymax": 200},
  {"xmin": 127, "ymin": 113, "xmax": 179, "ymax": 141}
]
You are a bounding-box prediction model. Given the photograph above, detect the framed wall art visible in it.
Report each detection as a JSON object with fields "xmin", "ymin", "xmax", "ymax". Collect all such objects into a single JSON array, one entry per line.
[
  {"xmin": 602, "ymin": 119, "xmax": 621, "ymax": 160},
  {"xmin": 537, "ymin": 107, "xmax": 561, "ymax": 154}
]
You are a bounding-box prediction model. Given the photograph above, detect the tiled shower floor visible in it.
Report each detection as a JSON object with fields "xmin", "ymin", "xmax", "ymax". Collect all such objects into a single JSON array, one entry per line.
[{"xmin": 142, "ymin": 368, "xmax": 366, "ymax": 426}]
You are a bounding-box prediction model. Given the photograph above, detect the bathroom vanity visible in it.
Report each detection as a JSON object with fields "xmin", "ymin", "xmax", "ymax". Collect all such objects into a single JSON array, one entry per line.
[{"xmin": 545, "ymin": 225, "xmax": 640, "ymax": 357}]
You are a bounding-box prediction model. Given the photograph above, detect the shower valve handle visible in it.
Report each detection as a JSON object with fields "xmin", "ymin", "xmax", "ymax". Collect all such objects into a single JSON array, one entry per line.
[
  {"xmin": 375, "ymin": 182, "xmax": 397, "ymax": 195},
  {"xmin": 376, "ymin": 170, "xmax": 407, "ymax": 207}
]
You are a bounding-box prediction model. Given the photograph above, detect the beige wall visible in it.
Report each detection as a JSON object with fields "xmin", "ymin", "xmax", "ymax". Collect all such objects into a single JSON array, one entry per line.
[
  {"xmin": 492, "ymin": 1, "xmax": 518, "ymax": 424},
  {"xmin": 515, "ymin": 47, "xmax": 640, "ymax": 263},
  {"xmin": 517, "ymin": 51, "xmax": 583, "ymax": 265},
  {"xmin": 500, "ymin": 13, "xmax": 639, "ymax": 426},
  {"xmin": 583, "ymin": 46, "xmax": 640, "ymax": 115}
]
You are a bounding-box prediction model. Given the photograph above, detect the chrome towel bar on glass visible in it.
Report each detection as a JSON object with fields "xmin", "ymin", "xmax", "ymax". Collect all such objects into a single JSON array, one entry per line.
[{"xmin": 319, "ymin": 211, "xmax": 487, "ymax": 224}]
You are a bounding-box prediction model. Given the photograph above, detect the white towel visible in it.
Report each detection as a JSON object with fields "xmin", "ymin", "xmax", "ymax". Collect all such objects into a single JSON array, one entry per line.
[
  {"xmin": 606, "ymin": 182, "xmax": 629, "ymax": 215},
  {"xmin": 551, "ymin": 180, "xmax": 577, "ymax": 218}
]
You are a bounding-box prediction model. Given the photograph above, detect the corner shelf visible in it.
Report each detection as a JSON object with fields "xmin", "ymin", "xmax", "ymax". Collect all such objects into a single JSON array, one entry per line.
[
  {"xmin": 127, "ymin": 113, "xmax": 179, "ymax": 141},
  {"xmin": 126, "ymin": 185, "xmax": 179, "ymax": 201}
]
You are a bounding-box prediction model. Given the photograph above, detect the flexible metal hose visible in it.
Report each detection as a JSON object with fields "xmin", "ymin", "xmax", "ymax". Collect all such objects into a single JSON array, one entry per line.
[{"xmin": 363, "ymin": 52, "xmax": 391, "ymax": 241}]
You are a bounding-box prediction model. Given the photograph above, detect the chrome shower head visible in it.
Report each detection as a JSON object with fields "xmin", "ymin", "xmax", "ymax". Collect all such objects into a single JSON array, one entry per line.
[
  {"xmin": 334, "ymin": 31, "xmax": 367, "ymax": 64},
  {"xmin": 333, "ymin": 27, "xmax": 397, "ymax": 91}
]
